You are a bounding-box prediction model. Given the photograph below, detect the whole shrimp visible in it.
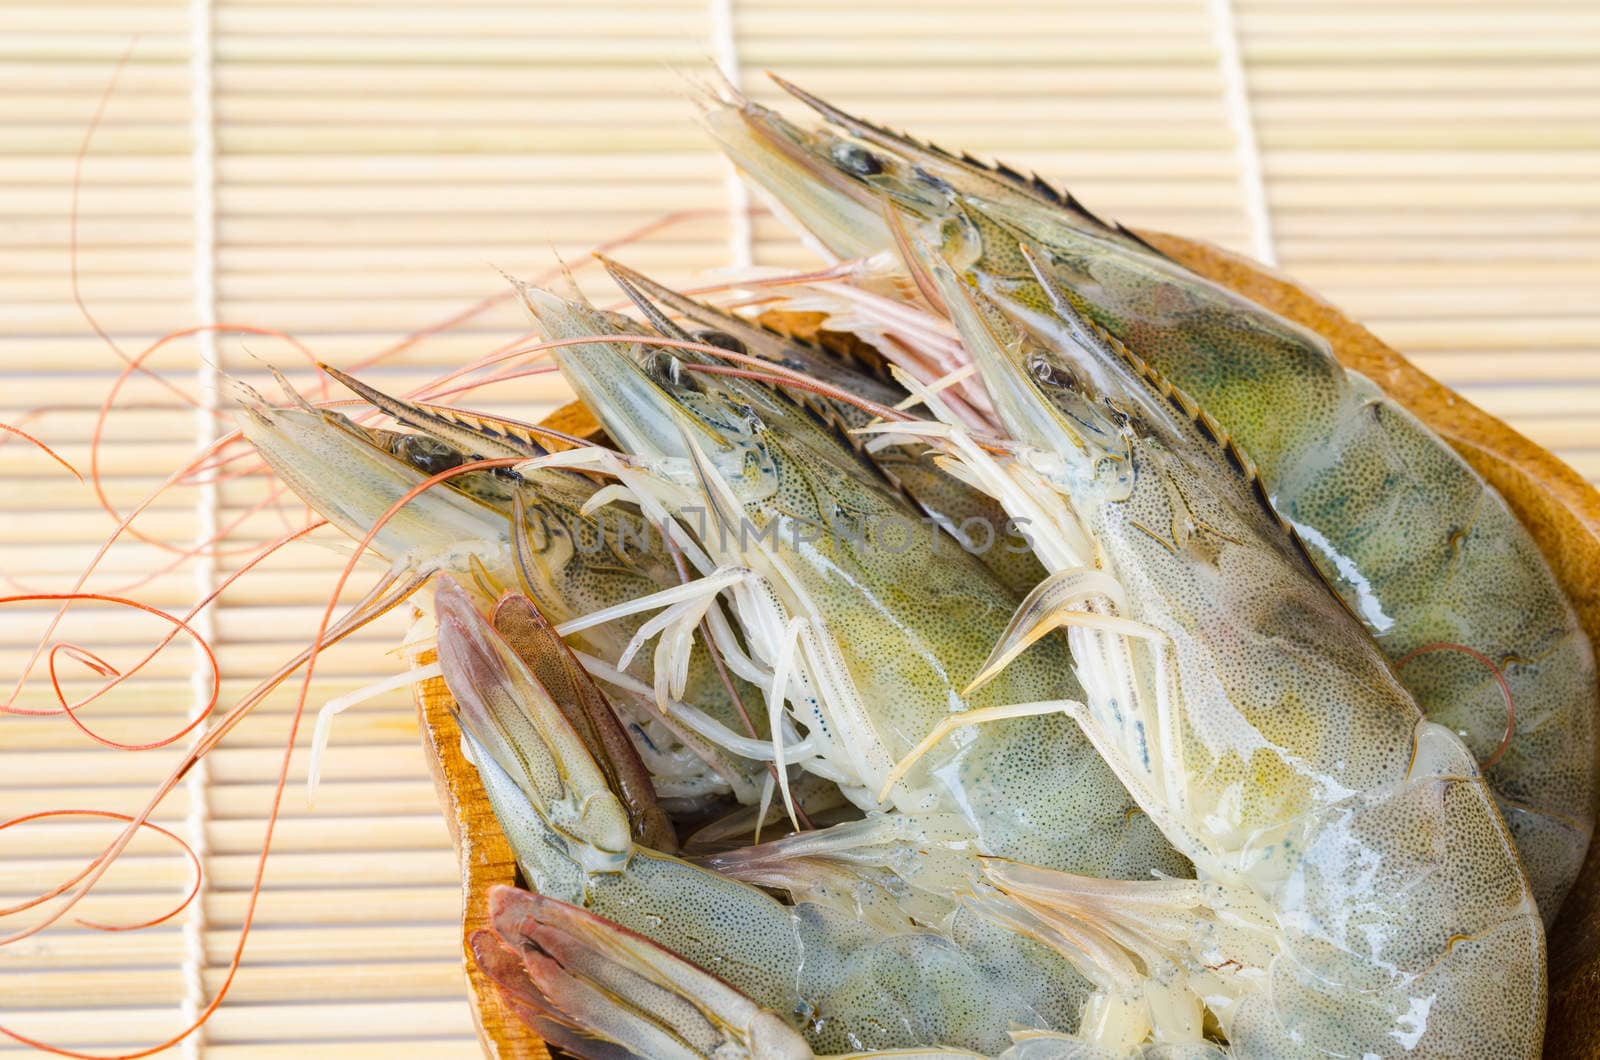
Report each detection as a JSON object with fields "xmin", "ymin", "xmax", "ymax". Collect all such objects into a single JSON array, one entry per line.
[
  {"xmin": 238, "ymin": 319, "xmax": 1180, "ymax": 879},
  {"xmin": 852, "ymin": 230, "xmax": 1547, "ymax": 1054},
  {"xmin": 703, "ymin": 81, "xmax": 1597, "ymax": 922},
  {"xmin": 239, "ymin": 265, "xmax": 1546, "ymax": 1054}
]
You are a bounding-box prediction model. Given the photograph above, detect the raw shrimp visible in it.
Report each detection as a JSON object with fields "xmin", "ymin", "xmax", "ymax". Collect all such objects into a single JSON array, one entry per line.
[
  {"xmin": 437, "ymin": 576, "xmax": 1099, "ymax": 1057},
  {"xmin": 853, "ymin": 237, "xmax": 1546, "ymax": 1055},
  {"xmin": 234, "ymin": 212, "xmax": 1547, "ymax": 1057},
  {"xmin": 598, "ymin": 255, "xmax": 1045, "ymax": 597},
  {"xmin": 518, "ymin": 277, "xmax": 1187, "ymax": 882},
  {"xmin": 238, "ymin": 385, "xmax": 770, "ymax": 808},
  {"xmin": 704, "ymin": 81, "xmax": 1596, "ymax": 922}
]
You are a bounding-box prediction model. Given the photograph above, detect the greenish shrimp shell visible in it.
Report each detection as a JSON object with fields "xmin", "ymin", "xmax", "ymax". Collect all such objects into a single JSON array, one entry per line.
[
  {"xmin": 945, "ymin": 263, "xmax": 1547, "ymax": 1057},
  {"xmin": 1017, "ymin": 224, "xmax": 1596, "ymax": 922}
]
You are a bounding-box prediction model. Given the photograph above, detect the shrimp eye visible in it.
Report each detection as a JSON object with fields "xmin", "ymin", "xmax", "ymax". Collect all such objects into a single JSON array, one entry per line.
[
  {"xmin": 650, "ymin": 352, "xmax": 705, "ymax": 394},
  {"xmin": 912, "ymin": 165, "xmax": 952, "ymax": 193},
  {"xmin": 831, "ymin": 140, "xmax": 884, "ymax": 177},
  {"xmin": 733, "ymin": 403, "xmax": 764, "ymax": 434},
  {"xmin": 693, "ymin": 329, "xmax": 746, "ymax": 354},
  {"xmin": 1027, "ymin": 352, "xmax": 1077, "ymax": 391},
  {"xmin": 398, "ymin": 434, "xmax": 465, "ymax": 475},
  {"xmin": 1102, "ymin": 398, "xmax": 1133, "ymax": 429}
]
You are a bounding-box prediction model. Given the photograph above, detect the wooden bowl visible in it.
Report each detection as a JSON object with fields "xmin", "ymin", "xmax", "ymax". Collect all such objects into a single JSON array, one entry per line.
[{"xmin": 412, "ymin": 232, "xmax": 1600, "ymax": 1059}]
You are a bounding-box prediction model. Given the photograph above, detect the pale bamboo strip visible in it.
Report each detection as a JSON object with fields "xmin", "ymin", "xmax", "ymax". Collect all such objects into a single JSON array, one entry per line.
[
  {"xmin": 1281, "ymin": 240, "xmax": 1599, "ymax": 263},
  {"xmin": 1242, "ymin": 10, "xmax": 1600, "ymax": 33},
  {"xmin": 208, "ymin": 62, "xmax": 1228, "ymax": 97},
  {"xmin": 2, "ymin": 781, "xmax": 448, "ymax": 819},
  {"xmin": 0, "ymin": 1044, "xmax": 479, "ymax": 1060},
  {"xmin": 13, "ymin": 925, "xmax": 459, "ymax": 969},
  {"xmin": 1253, "ymin": 63, "xmax": 1600, "ymax": 92},
  {"xmin": 14, "ymin": 961, "xmax": 466, "ymax": 1007},
  {"xmin": 202, "ymin": 1046, "xmax": 480, "ymax": 1060},
  {"xmin": 0, "ymin": 150, "xmax": 1262, "ymax": 185},
  {"xmin": 0, "ymin": 849, "xmax": 458, "ymax": 893},
  {"xmin": 0, "ymin": 882, "xmax": 456, "ymax": 920},
  {"xmin": 0, "ymin": 815, "xmax": 454, "ymax": 860},
  {"xmin": 0, "ymin": 1001, "xmax": 474, "ymax": 1045},
  {"xmin": 6, "ymin": 743, "xmax": 440, "ymax": 786},
  {"xmin": 1241, "ymin": 40, "xmax": 1597, "ymax": 63},
  {"xmin": 11, "ymin": 54, "xmax": 1576, "ymax": 99},
  {"xmin": 0, "ymin": 604, "xmax": 404, "ymax": 648},
  {"xmin": 236, "ymin": 0, "xmax": 1192, "ymax": 6},
  {"xmin": 204, "ymin": 96, "xmax": 1245, "ymax": 124},
  {"xmin": 213, "ymin": 9, "xmax": 1208, "ymax": 37}
]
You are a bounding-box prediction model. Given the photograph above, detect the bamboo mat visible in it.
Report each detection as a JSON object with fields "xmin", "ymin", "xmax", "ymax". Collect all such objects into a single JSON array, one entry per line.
[{"xmin": 1, "ymin": 1, "xmax": 1596, "ymax": 1056}]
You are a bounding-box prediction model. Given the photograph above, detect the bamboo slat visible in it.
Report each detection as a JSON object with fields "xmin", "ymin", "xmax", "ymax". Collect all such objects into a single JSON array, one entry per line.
[{"xmin": 1, "ymin": 0, "xmax": 1596, "ymax": 1056}]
